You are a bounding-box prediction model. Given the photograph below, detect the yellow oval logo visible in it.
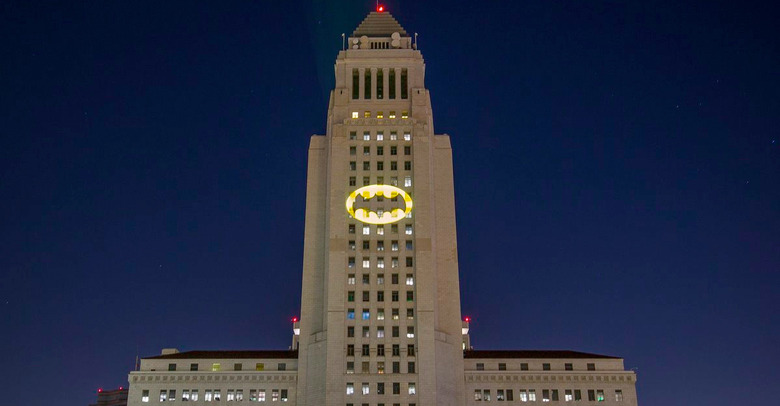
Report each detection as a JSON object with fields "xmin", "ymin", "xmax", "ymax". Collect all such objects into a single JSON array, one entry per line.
[{"xmin": 346, "ymin": 185, "xmax": 413, "ymax": 225}]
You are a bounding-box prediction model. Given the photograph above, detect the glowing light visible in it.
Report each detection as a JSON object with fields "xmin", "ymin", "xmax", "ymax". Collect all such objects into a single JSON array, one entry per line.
[
  {"xmin": 464, "ymin": 317, "xmax": 471, "ymax": 323},
  {"xmin": 292, "ymin": 316, "xmax": 299, "ymax": 322},
  {"xmin": 378, "ymin": 5, "xmax": 384, "ymax": 12},
  {"xmin": 98, "ymin": 388, "xmax": 103, "ymax": 393},
  {"xmin": 346, "ymin": 185, "xmax": 413, "ymax": 225}
]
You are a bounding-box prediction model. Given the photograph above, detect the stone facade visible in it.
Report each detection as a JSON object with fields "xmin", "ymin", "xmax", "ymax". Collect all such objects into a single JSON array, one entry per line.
[{"xmin": 126, "ymin": 11, "xmax": 638, "ymax": 406}]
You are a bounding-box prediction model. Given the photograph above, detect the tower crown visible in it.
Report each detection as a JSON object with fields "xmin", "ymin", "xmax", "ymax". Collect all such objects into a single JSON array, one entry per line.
[{"xmin": 348, "ymin": 12, "xmax": 413, "ymax": 50}]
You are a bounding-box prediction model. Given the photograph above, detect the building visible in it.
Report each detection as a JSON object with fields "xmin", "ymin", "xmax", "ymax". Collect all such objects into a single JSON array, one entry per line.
[
  {"xmin": 90, "ymin": 387, "xmax": 128, "ymax": 406},
  {"xmin": 127, "ymin": 10, "xmax": 639, "ymax": 406}
]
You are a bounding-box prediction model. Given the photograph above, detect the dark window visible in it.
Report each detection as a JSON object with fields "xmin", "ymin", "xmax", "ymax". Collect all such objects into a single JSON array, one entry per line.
[
  {"xmin": 393, "ymin": 362, "xmax": 400, "ymax": 373},
  {"xmin": 234, "ymin": 363, "xmax": 242, "ymax": 371},
  {"xmin": 392, "ymin": 344, "xmax": 400, "ymax": 356},
  {"xmin": 391, "ymin": 161, "xmax": 398, "ymax": 170},
  {"xmin": 347, "ymin": 345, "xmax": 355, "ymax": 356},
  {"xmin": 406, "ymin": 291, "xmax": 414, "ymax": 302},
  {"xmin": 401, "ymin": 69, "xmax": 408, "ymax": 99},
  {"xmin": 348, "ymin": 326, "xmax": 354, "ymax": 337},
  {"xmin": 393, "ymin": 382, "xmax": 400, "ymax": 394},
  {"xmin": 404, "ymin": 146, "xmax": 411, "ymax": 155},
  {"xmin": 377, "ymin": 69, "xmax": 384, "ymax": 99},
  {"xmin": 498, "ymin": 363, "xmax": 506, "ymax": 371},
  {"xmin": 352, "ymin": 69, "xmax": 359, "ymax": 99},
  {"xmin": 587, "ymin": 363, "xmax": 596, "ymax": 371},
  {"xmin": 362, "ymin": 344, "xmax": 370, "ymax": 356},
  {"xmin": 363, "ymin": 161, "xmax": 370, "ymax": 170},
  {"xmin": 350, "ymin": 161, "xmax": 356, "ymax": 170},
  {"xmin": 520, "ymin": 363, "xmax": 528, "ymax": 371},
  {"xmin": 278, "ymin": 363, "xmax": 286, "ymax": 371},
  {"xmin": 476, "ymin": 363, "xmax": 484, "ymax": 371},
  {"xmin": 391, "ymin": 146, "xmax": 397, "ymax": 155},
  {"xmin": 404, "ymin": 161, "xmax": 411, "ymax": 170},
  {"xmin": 190, "ymin": 363, "xmax": 198, "ymax": 371},
  {"xmin": 377, "ymin": 345, "xmax": 385, "ymax": 356},
  {"xmin": 543, "ymin": 363, "xmax": 550, "ymax": 371},
  {"xmin": 408, "ymin": 345, "xmax": 415, "ymax": 356},
  {"xmin": 406, "ymin": 257, "xmax": 413, "ymax": 267},
  {"xmin": 347, "ymin": 291, "xmax": 355, "ymax": 302},
  {"xmin": 408, "ymin": 362, "xmax": 415, "ymax": 373},
  {"xmin": 365, "ymin": 69, "xmax": 372, "ymax": 99},
  {"xmin": 392, "ymin": 326, "xmax": 399, "ymax": 338},
  {"xmin": 168, "ymin": 364, "xmax": 176, "ymax": 371},
  {"xmin": 565, "ymin": 363, "xmax": 573, "ymax": 371},
  {"xmin": 588, "ymin": 390, "xmax": 596, "ymax": 402}
]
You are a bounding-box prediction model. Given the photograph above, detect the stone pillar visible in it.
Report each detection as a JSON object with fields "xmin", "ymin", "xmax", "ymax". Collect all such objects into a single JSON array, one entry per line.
[
  {"xmin": 395, "ymin": 68, "xmax": 402, "ymax": 101},
  {"xmin": 370, "ymin": 67, "xmax": 377, "ymax": 100},
  {"xmin": 358, "ymin": 68, "xmax": 365, "ymax": 100}
]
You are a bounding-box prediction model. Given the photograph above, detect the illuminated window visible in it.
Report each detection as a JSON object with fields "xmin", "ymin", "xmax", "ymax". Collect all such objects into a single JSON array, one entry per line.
[
  {"xmin": 406, "ymin": 291, "xmax": 414, "ymax": 302},
  {"xmin": 377, "ymin": 241, "xmax": 384, "ymax": 251},
  {"xmin": 401, "ymin": 111, "xmax": 408, "ymax": 119},
  {"xmin": 391, "ymin": 258, "xmax": 399, "ymax": 268},
  {"xmin": 258, "ymin": 390, "xmax": 266, "ymax": 402},
  {"xmin": 377, "ymin": 258, "xmax": 385, "ymax": 268},
  {"xmin": 362, "ymin": 259, "xmax": 370, "ymax": 268},
  {"xmin": 406, "ymin": 275, "xmax": 414, "ymax": 285},
  {"xmin": 390, "ymin": 132, "xmax": 398, "ymax": 140},
  {"xmin": 377, "ymin": 309, "xmax": 385, "ymax": 319},
  {"xmin": 404, "ymin": 161, "xmax": 411, "ymax": 170},
  {"xmin": 377, "ymin": 132, "xmax": 384, "ymax": 141},
  {"xmin": 406, "ymin": 326, "xmax": 414, "ymax": 338},
  {"xmin": 542, "ymin": 389, "xmax": 549, "ymax": 402},
  {"xmin": 475, "ymin": 390, "xmax": 483, "ymax": 401},
  {"xmin": 227, "ymin": 390, "xmax": 235, "ymax": 401},
  {"xmin": 191, "ymin": 390, "xmax": 199, "ymax": 401},
  {"xmin": 363, "ymin": 226, "xmax": 370, "ymax": 235},
  {"xmin": 407, "ymin": 309, "xmax": 414, "ymax": 320},
  {"xmin": 141, "ymin": 390, "xmax": 149, "ymax": 403},
  {"xmin": 213, "ymin": 390, "xmax": 221, "ymax": 401},
  {"xmin": 497, "ymin": 389, "xmax": 505, "ymax": 401},
  {"xmin": 565, "ymin": 390, "xmax": 573, "ymax": 402},
  {"xmin": 255, "ymin": 362, "xmax": 264, "ymax": 371},
  {"xmin": 482, "ymin": 390, "xmax": 490, "ymax": 401},
  {"xmin": 377, "ymin": 111, "xmax": 384, "ymax": 119},
  {"xmin": 271, "ymin": 390, "xmax": 278, "ymax": 402},
  {"xmin": 159, "ymin": 390, "xmax": 167, "ymax": 402},
  {"xmin": 615, "ymin": 390, "xmax": 624, "ymax": 401},
  {"xmin": 528, "ymin": 390, "xmax": 536, "ymax": 401},
  {"xmin": 389, "ymin": 111, "xmax": 396, "ymax": 119},
  {"xmin": 364, "ymin": 111, "xmax": 371, "ymax": 118},
  {"xmin": 350, "ymin": 131, "xmax": 357, "ymax": 140},
  {"xmin": 377, "ymin": 226, "xmax": 384, "ymax": 235},
  {"xmin": 362, "ymin": 326, "xmax": 370, "ymax": 337},
  {"xmin": 211, "ymin": 363, "xmax": 221, "ymax": 371},
  {"xmin": 390, "ymin": 146, "xmax": 397, "ymax": 155},
  {"xmin": 347, "ymin": 309, "xmax": 355, "ymax": 319},
  {"xmin": 408, "ymin": 383, "xmax": 416, "ymax": 395},
  {"xmin": 352, "ymin": 112, "xmax": 359, "ymax": 119},
  {"xmin": 596, "ymin": 390, "xmax": 605, "ymax": 402},
  {"xmin": 404, "ymin": 176, "xmax": 411, "ymax": 187},
  {"xmin": 377, "ymin": 274, "xmax": 384, "ymax": 284},
  {"xmin": 404, "ymin": 132, "xmax": 411, "ymax": 141},
  {"xmin": 405, "ymin": 225, "xmax": 413, "ymax": 235},
  {"xmin": 281, "ymin": 390, "xmax": 288, "ymax": 402},
  {"xmin": 204, "ymin": 390, "xmax": 212, "ymax": 401},
  {"xmin": 348, "ymin": 257, "xmax": 355, "ymax": 268},
  {"xmin": 362, "ymin": 309, "xmax": 370, "ymax": 320},
  {"xmin": 392, "ymin": 308, "xmax": 399, "ymax": 320}
]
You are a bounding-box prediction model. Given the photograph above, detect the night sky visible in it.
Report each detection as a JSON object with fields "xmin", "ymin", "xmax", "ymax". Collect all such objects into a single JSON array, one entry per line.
[{"xmin": 1, "ymin": 1, "xmax": 778, "ymax": 405}]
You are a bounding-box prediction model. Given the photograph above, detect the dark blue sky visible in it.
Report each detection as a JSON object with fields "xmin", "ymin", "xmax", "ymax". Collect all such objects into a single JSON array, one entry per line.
[{"xmin": 1, "ymin": 1, "xmax": 778, "ymax": 405}]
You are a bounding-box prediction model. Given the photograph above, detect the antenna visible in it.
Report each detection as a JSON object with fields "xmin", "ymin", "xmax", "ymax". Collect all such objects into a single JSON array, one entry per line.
[
  {"xmin": 341, "ymin": 33, "xmax": 345, "ymax": 51},
  {"xmin": 414, "ymin": 33, "xmax": 418, "ymax": 49}
]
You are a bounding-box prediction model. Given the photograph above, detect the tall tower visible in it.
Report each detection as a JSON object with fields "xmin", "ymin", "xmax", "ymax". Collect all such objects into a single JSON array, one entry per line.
[{"xmin": 297, "ymin": 11, "xmax": 466, "ymax": 406}]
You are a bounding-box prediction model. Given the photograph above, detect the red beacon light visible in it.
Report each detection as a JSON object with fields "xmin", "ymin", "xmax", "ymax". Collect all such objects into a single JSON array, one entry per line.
[
  {"xmin": 98, "ymin": 388, "xmax": 103, "ymax": 393},
  {"xmin": 377, "ymin": 5, "xmax": 385, "ymax": 12},
  {"xmin": 464, "ymin": 316, "xmax": 471, "ymax": 323},
  {"xmin": 292, "ymin": 316, "xmax": 299, "ymax": 323}
]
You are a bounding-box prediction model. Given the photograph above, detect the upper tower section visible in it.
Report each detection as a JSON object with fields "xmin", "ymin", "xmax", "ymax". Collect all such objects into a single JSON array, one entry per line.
[{"xmin": 330, "ymin": 10, "xmax": 427, "ymax": 126}]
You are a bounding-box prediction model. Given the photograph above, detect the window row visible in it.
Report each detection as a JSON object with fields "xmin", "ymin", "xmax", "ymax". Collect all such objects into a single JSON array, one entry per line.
[
  {"xmin": 349, "ymin": 175, "xmax": 412, "ymax": 187},
  {"xmin": 164, "ymin": 362, "xmax": 286, "ymax": 372},
  {"xmin": 349, "ymin": 161, "xmax": 413, "ymax": 171},
  {"xmin": 347, "ymin": 325, "xmax": 417, "ymax": 339},
  {"xmin": 474, "ymin": 362, "xmax": 597, "ymax": 372},
  {"xmin": 348, "ymin": 273, "xmax": 415, "ymax": 285},
  {"xmin": 347, "ymin": 382, "xmax": 416, "ymax": 396},
  {"xmin": 350, "ymin": 145, "xmax": 412, "ymax": 156},
  {"xmin": 142, "ymin": 388, "xmax": 289, "ymax": 402},
  {"xmin": 346, "ymin": 307, "xmax": 415, "ymax": 321},
  {"xmin": 473, "ymin": 388, "xmax": 624, "ymax": 402},
  {"xmin": 349, "ymin": 130, "xmax": 412, "ymax": 141},
  {"xmin": 348, "ymin": 240, "xmax": 414, "ymax": 251},
  {"xmin": 348, "ymin": 344, "xmax": 416, "ymax": 357},
  {"xmin": 346, "ymin": 359, "xmax": 416, "ymax": 374},
  {"xmin": 348, "ymin": 257, "xmax": 415, "ymax": 269},
  {"xmin": 350, "ymin": 67, "xmax": 408, "ymax": 100},
  {"xmin": 347, "ymin": 290, "xmax": 415, "ymax": 303},
  {"xmin": 349, "ymin": 224, "xmax": 413, "ymax": 235}
]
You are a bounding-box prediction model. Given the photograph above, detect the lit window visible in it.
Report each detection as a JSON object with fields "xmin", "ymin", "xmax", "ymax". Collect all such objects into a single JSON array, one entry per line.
[
  {"xmin": 205, "ymin": 390, "xmax": 213, "ymax": 402},
  {"xmin": 362, "ymin": 259, "xmax": 370, "ymax": 268},
  {"xmin": 377, "ymin": 241, "xmax": 385, "ymax": 251},
  {"xmin": 407, "ymin": 309, "xmax": 414, "ymax": 320},
  {"xmin": 364, "ymin": 111, "xmax": 371, "ymax": 118},
  {"xmin": 391, "ymin": 241, "xmax": 398, "ymax": 251},
  {"xmin": 404, "ymin": 176, "xmax": 412, "ymax": 187},
  {"xmin": 390, "ymin": 176, "xmax": 398, "ymax": 185},
  {"xmin": 347, "ymin": 309, "xmax": 355, "ymax": 319},
  {"xmin": 615, "ymin": 390, "xmax": 624, "ymax": 401},
  {"xmin": 392, "ymin": 308, "xmax": 399, "ymax": 320},
  {"xmin": 596, "ymin": 390, "xmax": 605, "ymax": 402},
  {"xmin": 497, "ymin": 389, "xmax": 505, "ymax": 401},
  {"xmin": 258, "ymin": 390, "xmax": 266, "ymax": 402},
  {"xmin": 402, "ymin": 111, "xmax": 408, "ymax": 119},
  {"xmin": 182, "ymin": 390, "xmax": 190, "ymax": 401},
  {"xmin": 363, "ymin": 226, "xmax": 370, "ymax": 235},
  {"xmin": 227, "ymin": 390, "xmax": 235, "ymax": 401},
  {"xmin": 377, "ymin": 326, "xmax": 385, "ymax": 338},
  {"xmin": 363, "ymin": 326, "xmax": 370, "ymax": 337},
  {"xmin": 348, "ymin": 274, "xmax": 355, "ymax": 285},
  {"xmin": 377, "ymin": 274, "xmax": 384, "ymax": 284},
  {"xmin": 405, "ymin": 225, "xmax": 413, "ymax": 235},
  {"xmin": 406, "ymin": 291, "xmax": 414, "ymax": 302},
  {"xmin": 211, "ymin": 363, "xmax": 221, "ymax": 371},
  {"xmin": 392, "ymin": 258, "xmax": 399, "ymax": 268},
  {"xmin": 390, "ymin": 132, "xmax": 398, "ymax": 140},
  {"xmin": 377, "ymin": 258, "xmax": 385, "ymax": 268},
  {"xmin": 281, "ymin": 390, "xmax": 288, "ymax": 402},
  {"xmin": 349, "ymin": 224, "xmax": 355, "ymax": 234},
  {"xmin": 352, "ymin": 112, "xmax": 359, "ymax": 119},
  {"xmin": 377, "ymin": 111, "xmax": 384, "ymax": 119},
  {"xmin": 377, "ymin": 309, "xmax": 385, "ymax": 320},
  {"xmin": 406, "ymin": 275, "xmax": 414, "ymax": 285},
  {"xmin": 389, "ymin": 111, "xmax": 396, "ymax": 119},
  {"xmin": 408, "ymin": 383, "xmax": 416, "ymax": 395},
  {"xmin": 377, "ymin": 226, "xmax": 384, "ymax": 235},
  {"xmin": 565, "ymin": 390, "xmax": 573, "ymax": 402},
  {"xmin": 542, "ymin": 389, "xmax": 550, "ymax": 402},
  {"xmin": 271, "ymin": 390, "xmax": 278, "ymax": 402},
  {"xmin": 348, "ymin": 257, "xmax": 355, "ymax": 268},
  {"xmin": 213, "ymin": 390, "xmax": 221, "ymax": 401},
  {"xmin": 404, "ymin": 132, "xmax": 411, "ymax": 141},
  {"xmin": 475, "ymin": 390, "xmax": 483, "ymax": 401},
  {"xmin": 363, "ymin": 132, "xmax": 371, "ymax": 141},
  {"xmin": 191, "ymin": 390, "xmax": 199, "ymax": 401},
  {"xmin": 529, "ymin": 390, "xmax": 537, "ymax": 401},
  {"xmin": 159, "ymin": 391, "xmax": 167, "ymax": 402},
  {"xmin": 483, "ymin": 390, "xmax": 490, "ymax": 401},
  {"xmin": 362, "ymin": 383, "xmax": 370, "ymax": 395},
  {"xmin": 407, "ymin": 326, "xmax": 414, "ymax": 338},
  {"xmin": 377, "ymin": 132, "xmax": 384, "ymax": 141},
  {"xmin": 142, "ymin": 390, "xmax": 149, "ymax": 403},
  {"xmin": 362, "ymin": 309, "xmax": 370, "ymax": 320}
]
